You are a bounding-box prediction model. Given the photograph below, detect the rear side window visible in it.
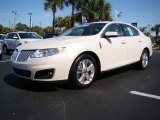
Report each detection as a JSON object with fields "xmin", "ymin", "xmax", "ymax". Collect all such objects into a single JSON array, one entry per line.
[
  {"xmin": 121, "ymin": 24, "xmax": 139, "ymax": 36},
  {"xmin": 131, "ymin": 27, "xmax": 139, "ymax": 36}
]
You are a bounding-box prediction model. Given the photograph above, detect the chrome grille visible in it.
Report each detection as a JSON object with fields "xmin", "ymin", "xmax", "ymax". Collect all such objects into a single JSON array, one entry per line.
[
  {"xmin": 11, "ymin": 49, "xmax": 18, "ymax": 62},
  {"xmin": 17, "ymin": 50, "xmax": 35, "ymax": 62}
]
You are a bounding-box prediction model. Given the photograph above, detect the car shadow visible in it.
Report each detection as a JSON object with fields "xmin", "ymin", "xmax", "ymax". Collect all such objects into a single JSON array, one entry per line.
[
  {"xmin": 4, "ymin": 73, "xmax": 71, "ymax": 92},
  {"xmin": 98, "ymin": 63, "xmax": 138, "ymax": 80},
  {"xmin": 4, "ymin": 64, "xmax": 138, "ymax": 92}
]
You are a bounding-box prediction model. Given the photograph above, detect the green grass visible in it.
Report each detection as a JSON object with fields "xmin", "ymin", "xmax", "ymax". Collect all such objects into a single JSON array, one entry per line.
[{"xmin": 152, "ymin": 44, "xmax": 160, "ymax": 49}]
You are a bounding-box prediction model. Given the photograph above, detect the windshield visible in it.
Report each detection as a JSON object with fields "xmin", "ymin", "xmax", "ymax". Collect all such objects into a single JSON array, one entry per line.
[
  {"xmin": 61, "ymin": 23, "xmax": 106, "ymax": 36},
  {"xmin": 18, "ymin": 33, "xmax": 42, "ymax": 39}
]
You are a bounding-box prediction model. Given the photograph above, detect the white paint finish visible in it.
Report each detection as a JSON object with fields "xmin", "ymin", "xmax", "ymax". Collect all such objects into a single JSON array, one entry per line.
[
  {"xmin": 0, "ymin": 60, "xmax": 11, "ymax": 63},
  {"xmin": 11, "ymin": 21, "xmax": 153, "ymax": 81},
  {"xmin": 130, "ymin": 91, "xmax": 160, "ymax": 100}
]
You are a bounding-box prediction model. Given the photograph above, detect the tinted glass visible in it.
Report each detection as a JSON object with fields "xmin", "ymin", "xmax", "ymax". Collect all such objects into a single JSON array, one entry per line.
[
  {"xmin": 121, "ymin": 24, "xmax": 139, "ymax": 36},
  {"xmin": 61, "ymin": 23, "xmax": 106, "ymax": 36},
  {"xmin": 6, "ymin": 33, "xmax": 14, "ymax": 39},
  {"xmin": 105, "ymin": 24, "xmax": 123, "ymax": 36},
  {"xmin": 19, "ymin": 33, "xmax": 41, "ymax": 39},
  {"xmin": 131, "ymin": 27, "xmax": 139, "ymax": 36},
  {"xmin": 13, "ymin": 33, "xmax": 19, "ymax": 39}
]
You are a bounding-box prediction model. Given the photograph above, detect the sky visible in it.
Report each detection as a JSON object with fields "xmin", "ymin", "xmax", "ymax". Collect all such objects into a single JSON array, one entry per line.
[{"xmin": 0, "ymin": 0, "xmax": 160, "ymax": 28}]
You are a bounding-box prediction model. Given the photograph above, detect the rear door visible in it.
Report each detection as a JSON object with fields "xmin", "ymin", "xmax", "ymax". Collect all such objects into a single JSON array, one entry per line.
[{"xmin": 120, "ymin": 24, "xmax": 142, "ymax": 63}]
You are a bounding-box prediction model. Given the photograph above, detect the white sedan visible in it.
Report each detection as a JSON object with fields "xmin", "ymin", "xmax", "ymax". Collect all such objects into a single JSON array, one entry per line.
[{"xmin": 11, "ymin": 21, "xmax": 152, "ymax": 88}]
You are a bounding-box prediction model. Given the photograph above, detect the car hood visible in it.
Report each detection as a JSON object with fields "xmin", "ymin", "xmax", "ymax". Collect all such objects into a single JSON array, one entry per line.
[
  {"xmin": 17, "ymin": 36, "xmax": 91, "ymax": 51},
  {"xmin": 21, "ymin": 38, "xmax": 42, "ymax": 43}
]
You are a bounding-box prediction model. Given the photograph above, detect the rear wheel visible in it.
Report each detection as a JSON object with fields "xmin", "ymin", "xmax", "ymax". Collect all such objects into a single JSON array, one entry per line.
[
  {"xmin": 137, "ymin": 50, "xmax": 149, "ymax": 70},
  {"xmin": 69, "ymin": 54, "xmax": 98, "ymax": 89}
]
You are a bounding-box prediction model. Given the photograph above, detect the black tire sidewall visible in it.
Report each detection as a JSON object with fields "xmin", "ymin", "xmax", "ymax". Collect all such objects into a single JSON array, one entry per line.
[
  {"xmin": 0, "ymin": 54, "xmax": 2, "ymax": 60},
  {"xmin": 139, "ymin": 50, "xmax": 149, "ymax": 70},
  {"xmin": 69, "ymin": 54, "xmax": 98, "ymax": 88}
]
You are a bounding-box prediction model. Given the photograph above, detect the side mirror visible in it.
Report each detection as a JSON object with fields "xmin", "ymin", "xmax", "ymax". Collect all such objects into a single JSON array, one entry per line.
[
  {"xmin": 13, "ymin": 36, "xmax": 19, "ymax": 40},
  {"xmin": 104, "ymin": 32, "xmax": 118, "ymax": 37}
]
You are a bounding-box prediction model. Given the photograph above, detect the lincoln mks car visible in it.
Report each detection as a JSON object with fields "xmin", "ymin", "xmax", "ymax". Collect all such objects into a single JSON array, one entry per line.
[{"xmin": 11, "ymin": 21, "xmax": 152, "ymax": 88}]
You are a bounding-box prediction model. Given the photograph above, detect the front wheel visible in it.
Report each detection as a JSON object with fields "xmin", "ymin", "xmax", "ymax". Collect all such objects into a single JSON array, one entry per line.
[
  {"xmin": 69, "ymin": 54, "xmax": 98, "ymax": 89},
  {"xmin": 137, "ymin": 50, "xmax": 149, "ymax": 70}
]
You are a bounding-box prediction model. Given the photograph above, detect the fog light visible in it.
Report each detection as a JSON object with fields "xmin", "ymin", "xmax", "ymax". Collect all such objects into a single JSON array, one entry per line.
[{"xmin": 34, "ymin": 69, "xmax": 54, "ymax": 79}]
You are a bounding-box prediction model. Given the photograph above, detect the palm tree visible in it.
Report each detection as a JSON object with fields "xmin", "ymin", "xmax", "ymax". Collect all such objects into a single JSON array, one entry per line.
[
  {"xmin": 152, "ymin": 24, "xmax": 160, "ymax": 41},
  {"xmin": 63, "ymin": 16, "xmax": 72, "ymax": 30},
  {"xmin": 98, "ymin": 0, "xmax": 112, "ymax": 21},
  {"xmin": 76, "ymin": 0, "xmax": 111, "ymax": 23},
  {"xmin": 44, "ymin": 0, "xmax": 64, "ymax": 33},
  {"xmin": 139, "ymin": 27, "xmax": 151, "ymax": 37},
  {"xmin": 64, "ymin": 0, "xmax": 76, "ymax": 27},
  {"xmin": 55, "ymin": 17, "xmax": 64, "ymax": 32}
]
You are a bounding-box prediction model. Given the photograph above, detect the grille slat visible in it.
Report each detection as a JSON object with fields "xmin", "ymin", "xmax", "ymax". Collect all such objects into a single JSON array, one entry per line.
[
  {"xmin": 17, "ymin": 50, "xmax": 35, "ymax": 62},
  {"xmin": 13, "ymin": 67, "xmax": 31, "ymax": 77}
]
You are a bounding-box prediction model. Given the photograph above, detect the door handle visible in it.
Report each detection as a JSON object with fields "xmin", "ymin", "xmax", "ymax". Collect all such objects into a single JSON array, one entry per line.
[{"xmin": 121, "ymin": 42, "xmax": 126, "ymax": 44}]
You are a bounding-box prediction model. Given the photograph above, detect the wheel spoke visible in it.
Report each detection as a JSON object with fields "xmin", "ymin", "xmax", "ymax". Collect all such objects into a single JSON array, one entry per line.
[
  {"xmin": 87, "ymin": 64, "xmax": 94, "ymax": 72},
  {"xmin": 79, "ymin": 74, "xmax": 86, "ymax": 84},
  {"xmin": 81, "ymin": 60, "xmax": 87, "ymax": 70},
  {"xmin": 142, "ymin": 53, "xmax": 148, "ymax": 68},
  {"xmin": 77, "ymin": 65, "xmax": 83, "ymax": 74},
  {"xmin": 76, "ymin": 58, "xmax": 95, "ymax": 85},
  {"xmin": 86, "ymin": 74, "xmax": 93, "ymax": 82}
]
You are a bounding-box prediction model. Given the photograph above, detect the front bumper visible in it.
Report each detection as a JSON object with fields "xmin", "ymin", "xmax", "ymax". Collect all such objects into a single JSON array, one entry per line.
[{"xmin": 12, "ymin": 53, "xmax": 71, "ymax": 81}]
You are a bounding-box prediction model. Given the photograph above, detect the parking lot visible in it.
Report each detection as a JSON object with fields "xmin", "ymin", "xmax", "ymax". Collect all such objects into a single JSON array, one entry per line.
[{"xmin": 0, "ymin": 50, "xmax": 160, "ymax": 120}]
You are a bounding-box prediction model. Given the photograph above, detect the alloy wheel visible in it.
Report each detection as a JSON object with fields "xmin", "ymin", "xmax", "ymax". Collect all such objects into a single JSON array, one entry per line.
[{"xmin": 76, "ymin": 59, "xmax": 95, "ymax": 85}]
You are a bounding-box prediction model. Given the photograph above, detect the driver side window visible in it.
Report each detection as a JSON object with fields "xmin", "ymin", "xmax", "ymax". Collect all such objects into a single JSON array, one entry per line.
[{"xmin": 105, "ymin": 24, "xmax": 123, "ymax": 36}]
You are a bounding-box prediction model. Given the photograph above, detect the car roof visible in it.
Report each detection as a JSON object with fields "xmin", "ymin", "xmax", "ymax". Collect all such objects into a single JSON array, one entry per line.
[
  {"xmin": 90, "ymin": 21, "xmax": 133, "ymax": 25},
  {"xmin": 8, "ymin": 31, "xmax": 37, "ymax": 34}
]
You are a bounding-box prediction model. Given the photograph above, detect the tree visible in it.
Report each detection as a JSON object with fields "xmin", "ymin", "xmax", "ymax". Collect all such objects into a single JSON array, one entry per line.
[
  {"xmin": 152, "ymin": 24, "xmax": 160, "ymax": 41},
  {"xmin": 44, "ymin": 0, "xmax": 64, "ymax": 33},
  {"xmin": 44, "ymin": 26, "xmax": 53, "ymax": 34},
  {"xmin": 2, "ymin": 27, "xmax": 12, "ymax": 34},
  {"xmin": 139, "ymin": 27, "xmax": 150, "ymax": 37},
  {"xmin": 64, "ymin": 0, "xmax": 76, "ymax": 27},
  {"xmin": 16, "ymin": 23, "xmax": 29, "ymax": 31},
  {"xmin": 76, "ymin": 0, "xmax": 112, "ymax": 23},
  {"xmin": 55, "ymin": 17, "xmax": 64, "ymax": 32},
  {"xmin": 63, "ymin": 16, "xmax": 72, "ymax": 30},
  {"xmin": 0, "ymin": 24, "xmax": 3, "ymax": 33},
  {"xmin": 31, "ymin": 26, "xmax": 45, "ymax": 36}
]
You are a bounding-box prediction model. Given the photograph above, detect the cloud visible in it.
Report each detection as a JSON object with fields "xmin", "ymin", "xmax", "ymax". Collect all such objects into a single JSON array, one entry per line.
[{"xmin": 44, "ymin": 13, "xmax": 52, "ymax": 17}]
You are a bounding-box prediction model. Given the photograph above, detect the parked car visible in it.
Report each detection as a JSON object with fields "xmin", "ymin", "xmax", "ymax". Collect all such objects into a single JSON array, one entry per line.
[
  {"xmin": 0, "ymin": 42, "xmax": 3, "ymax": 60},
  {"xmin": 0, "ymin": 34, "xmax": 3, "ymax": 39},
  {"xmin": 43, "ymin": 33, "xmax": 59, "ymax": 39},
  {"xmin": 0, "ymin": 34, "xmax": 5, "ymax": 41},
  {"xmin": 3, "ymin": 31, "xmax": 42, "ymax": 54},
  {"xmin": 11, "ymin": 21, "xmax": 153, "ymax": 88}
]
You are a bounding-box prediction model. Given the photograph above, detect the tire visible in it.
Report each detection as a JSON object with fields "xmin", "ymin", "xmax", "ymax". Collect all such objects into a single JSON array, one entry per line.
[
  {"xmin": 69, "ymin": 54, "xmax": 98, "ymax": 89},
  {"xmin": 137, "ymin": 50, "xmax": 149, "ymax": 70},
  {"xmin": 3, "ymin": 45, "xmax": 9, "ymax": 55},
  {"xmin": 0, "ymin": 53, "xmax": 2, "ymax": 60}
]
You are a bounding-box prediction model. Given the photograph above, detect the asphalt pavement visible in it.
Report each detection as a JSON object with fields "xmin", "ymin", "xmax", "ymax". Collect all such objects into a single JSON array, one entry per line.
[{"xmin": 0, "ymin": 50, "xmax": 160, "ymax": 120}]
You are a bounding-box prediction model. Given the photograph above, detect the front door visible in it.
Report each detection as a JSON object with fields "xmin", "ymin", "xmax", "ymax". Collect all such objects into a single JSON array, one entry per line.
[{"xmin": 100, "ymin": 23, "xmax": 128, "ymax": 70}]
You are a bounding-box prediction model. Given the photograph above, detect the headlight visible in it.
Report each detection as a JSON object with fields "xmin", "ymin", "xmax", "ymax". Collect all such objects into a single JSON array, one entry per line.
[{"xmin": 30, "ymin": 47, "xmax": 66, "ymax": 58}]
